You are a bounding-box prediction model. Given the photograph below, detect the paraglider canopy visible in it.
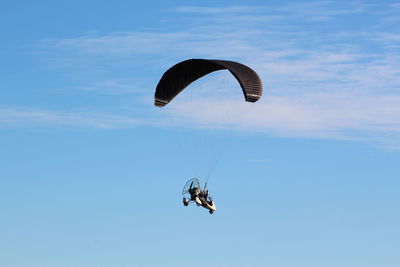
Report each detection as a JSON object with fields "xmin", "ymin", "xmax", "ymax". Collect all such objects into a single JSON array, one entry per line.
[{"xmin": 155, "ymin": 59, "xmax": 263, "ymax": 107}]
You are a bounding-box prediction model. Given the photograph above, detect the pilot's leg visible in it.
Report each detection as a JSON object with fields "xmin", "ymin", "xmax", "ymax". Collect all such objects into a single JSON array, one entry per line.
[{"xmin": 195, "ymin": 197, "xmax": 202, "ymax": 206}]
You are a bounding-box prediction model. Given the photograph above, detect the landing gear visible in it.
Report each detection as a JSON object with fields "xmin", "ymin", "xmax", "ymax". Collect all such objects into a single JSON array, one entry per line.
[
  {"xmin": 209, "ymin": 210, "xmax": 214, "ymax": 214},
  {"xmin": 183, "ymin": 198, "xmax": 189, "ymax": 206}
]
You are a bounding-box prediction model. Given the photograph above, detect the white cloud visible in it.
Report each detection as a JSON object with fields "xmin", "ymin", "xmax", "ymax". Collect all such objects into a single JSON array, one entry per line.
[
  {"xmin": 75, "ymin": 79, "xmax": 148, "ymax": 95},
  {"xmin": 174, "ymin": 6, "xmax": 264, "ymax": 15},
  {"xmin": 165, "ymin": 92, "xmax": 400, "ymax": 137},
  {"xmin": 0, "ymin": 106, "xmax": 143, "ymax": 129},
  {"xmin": 14, "ymin": 2, "xmax": 400, "ymax": 149},
  {"xmin": 40, "ymin": 32, "xmax": 189, "ymax": 55},
  {"xmin": 175, "ymin": 1, "xmax": 373, "ymax": 22}
]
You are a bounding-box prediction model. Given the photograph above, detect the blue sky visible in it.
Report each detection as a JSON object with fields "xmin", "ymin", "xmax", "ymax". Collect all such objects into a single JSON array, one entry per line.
[{"xmin": 0, "ymin": 1, "xmax": 399, "ymax": 266}]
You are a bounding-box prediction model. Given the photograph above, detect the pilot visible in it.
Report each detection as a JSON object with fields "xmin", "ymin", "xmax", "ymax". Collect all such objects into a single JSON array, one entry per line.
[{"xmin": 189, "ymin": 186, "xmax": 200, "ymax": 201}]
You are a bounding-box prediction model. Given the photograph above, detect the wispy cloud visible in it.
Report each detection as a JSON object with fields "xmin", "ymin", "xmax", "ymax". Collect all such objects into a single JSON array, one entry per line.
[
  {"xmin": 9, "ymin": 1, "xmax": 400, "ymax": 148},
  {"xmin": 174, "ymin": 1, "xmax": 373, "ymax": 22},
  {"xmin": 41, "ymin": 32, "xmax": 189, "ymax": 56},
  {"xmin": 75, "ymin": 79, "xmax": 147, "ymax": 94},
  {"xmin": 0, "ymin": 106, "xmax": 143, "ymax": 129},
  {"xmin": 279, "ymin": 1, "xmax": 372, "ymax": 20},
  {"xmin": 166, "ymin": 92, "xmax": 400, "ymax": 135}
]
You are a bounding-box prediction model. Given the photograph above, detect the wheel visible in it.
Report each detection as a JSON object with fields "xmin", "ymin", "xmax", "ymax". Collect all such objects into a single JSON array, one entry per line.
[
  {"xmin": 183, "ymin": 198, "xmax": 189, "ymax": 206},
  {"xmin": 209, "ymin": 210, "xmax": 214, "ymax": 214}
]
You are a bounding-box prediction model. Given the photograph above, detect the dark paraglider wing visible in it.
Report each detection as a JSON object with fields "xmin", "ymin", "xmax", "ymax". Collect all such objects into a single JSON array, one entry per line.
[{"xmin": 154, "ymin": 59, "xmax": 263, "ymax": 107}]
